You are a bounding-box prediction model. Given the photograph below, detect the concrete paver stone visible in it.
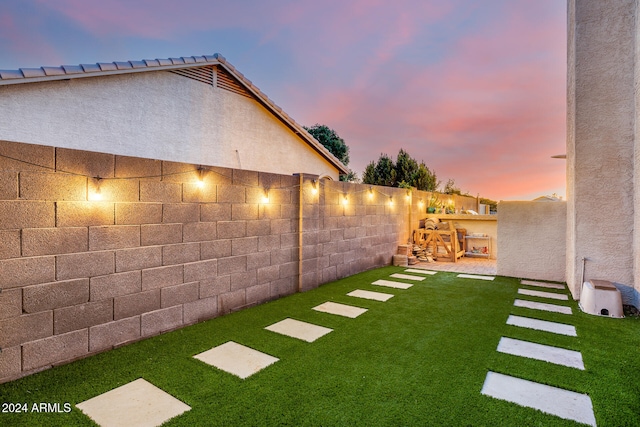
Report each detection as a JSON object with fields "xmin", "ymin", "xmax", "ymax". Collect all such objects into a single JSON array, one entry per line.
[
  {"xmin": 347, "ymin": 289, "xmax": 394, "ymax": 302},
  {"xmin": 76, "ymin": 378, "xmax": 190, "ymax": 427},
  {"xmin": 520, "ymin": 280, "xmax": 565, "ymax": 290},
  {"xmin": 518, "ymin": 288, "xmax": 568, "ymax": 301},
  {"xmin": 404, "ymin": 269, "xmax": 437, "ymax": 275},
  {"xmin": 481, "ymin": 371, "xmax": 596, "ymax": 426},
  {"xmin": 506, "ymin": 315, "xmax": 577, "ymax": 337},
  {"xmin": 193, "ymin": 341, "xmax": 279, "ymax": 379},
  {"xmin": 312, "ymin": 301, "xmax": 367, "ymax": 318},
  {"xmin": 372, "ymin": 279, "xmax": 413, "ymax": 289},
  {"xmin": 497, "ymin": 337, "xmax": 585, "ymax": 370},
  {"xmin": 457, "ymin": 274, "xmax": 495, "ymax": 281},
  {"xmin": 265, "ymin": 318, "xmax": 332, "ymax": 342},
  {"xmin": 389, "ymin": 273, "xmax": 426, "ymax": 281},
  {"xmin": 514, "ymin": 299, "xmax": 573, "ymax": 315}
]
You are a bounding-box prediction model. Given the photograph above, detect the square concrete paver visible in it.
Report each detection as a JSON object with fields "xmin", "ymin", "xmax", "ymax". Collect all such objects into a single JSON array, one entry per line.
[
  {"xmin": 347, "ymin": 289, "xmax": 394, "ymax": 302},
  {"xmin": 372, "ymin": 279, "xmax": 413, "ymax": 289},
  {"xmin": 481, "ymin": 371, "xmax": 596, "ymax": 426},
  {"xmin": 265, "ymin": 318, "xmax": 332, "ymax": 342},
  {"xmin": 193, "ymin": 341, "xmax": 279, "ymax": 379},
  {"xmin": 506, "ymin": 315, "xmax": 577, "ymax": 337},
  {"xmin": 518, "ymin": 288, "xmax": 568, "ymax": 301},
  {"xmin": 521, "ymin": 280, "xmax": 565, "ymax": 290},
  {"xmin": 76, "ymin": 378, "xmax": 190, "ymax": 427},
  {"xmin": 457, "ymin": 274, "xmax": 495, "ymax": 281},
  {"xmin": 404, "ymin": 269, "xmax": 437, "ymax": 275},
  {"xmin": 497, "ymin": 337, "xmax": 585, "ymax": 369},
  {"xmin": 514, "ymin": 299, "xmax": 573, "ymax": 315},
  {"xmin": 389, "ymin": 273, "xmax": 426, "ymax": 281},
  {"xmin": 313, "ymin": 301, "xmax": 367, "ymax": 318}
]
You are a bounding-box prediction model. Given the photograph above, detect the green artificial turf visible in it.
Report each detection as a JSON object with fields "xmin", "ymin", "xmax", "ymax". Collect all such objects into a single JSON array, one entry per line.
[{"xmin": 0, "ymin": 266, "xmax": 638, "ymax": 426}]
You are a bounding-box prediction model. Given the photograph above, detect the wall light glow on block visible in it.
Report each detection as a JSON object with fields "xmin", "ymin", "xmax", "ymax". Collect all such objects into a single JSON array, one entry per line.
[
  {"xmin": 311, "ymin": 180, "xmax": 318, "ymax": 195},
  {"xmin": 342, "ymin": 196, "xmax": 348, "ymax": 205},
  {"xmin": 368, "ymin": 187, "xmax": 374, "ymax": 199},
  {"xmin": 388, "ymin": 197, "xmax": 394, "ymax": 206},
  {"xmin": 89, "ymin": 178, "xmax": 103, "ymax": 201},
  {"xmin": 262, "ymin": 191, "xmax": 270, "ymax": 204},
  {"xmin": 196, "ymin": 167, "xmax": 206, "ymax": 188}
]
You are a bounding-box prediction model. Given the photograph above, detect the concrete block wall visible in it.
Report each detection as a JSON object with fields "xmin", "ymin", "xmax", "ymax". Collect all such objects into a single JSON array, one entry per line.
[{"xmin": 0, "ymin": 140, "xmax": 410, "ymax": 383}]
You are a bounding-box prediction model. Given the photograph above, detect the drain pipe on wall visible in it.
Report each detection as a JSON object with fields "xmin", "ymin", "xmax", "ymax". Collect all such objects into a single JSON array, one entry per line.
[{"xmin": 580, "ymin": 257, "xmax": 588, "ymax": 289}]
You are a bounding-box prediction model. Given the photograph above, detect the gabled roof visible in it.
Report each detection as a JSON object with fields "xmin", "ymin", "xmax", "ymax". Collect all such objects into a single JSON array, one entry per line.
[{"xmin": 0, "ymin": 53, "xmax": 349, "ymax": 175}]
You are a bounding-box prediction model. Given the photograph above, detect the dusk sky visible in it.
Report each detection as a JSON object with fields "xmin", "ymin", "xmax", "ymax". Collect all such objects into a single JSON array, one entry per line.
[{"xmin": 0, "ymin": 0, "xmax": 566, "ymax": 201}]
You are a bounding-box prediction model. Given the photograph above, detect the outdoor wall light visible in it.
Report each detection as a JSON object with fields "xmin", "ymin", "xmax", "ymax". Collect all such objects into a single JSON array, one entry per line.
[
  {"xmin": 342, "ymin": 195, "xmax": 348, "ymax": 205},
  {"xmin": 418, "ymin": 199, "xmax": 424, "ymax": 207},
  {"xmin": 405, "ymin": 189, "xmax": 411, "ymax": 200},
  {"xmin": 196, "ymin": 167, "xmax": 206, "ymax": 189},
  {"xmin": 311, "ymin": 179, "xmax": 318, "ymax": 195},
  {"xmin": 388, "ymin": 196, "xmax": 394, "ymax": 206},
  {"xmin": 368, "ymin": 186, "xmax": 374, "ymax": 199},
  {"xmin": 89, "ymin": 177, "xmax": 103, "ymax": 201},
  {"xmin": 262, "ymin": 190, "xmax": 270, "ymax": 204}
]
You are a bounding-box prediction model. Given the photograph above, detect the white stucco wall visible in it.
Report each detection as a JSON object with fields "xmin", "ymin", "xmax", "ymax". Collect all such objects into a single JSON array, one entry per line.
[
  {"xmin": 567, "ymin": 0, "xmax": 637, "ymax": 304},
  {"xmin": 0, "ymin": 70, "xmax": 340, "ymax": 179},
  {"xmin": 497, "ymin": 201, "xmax": 566, "ymax": 283}
]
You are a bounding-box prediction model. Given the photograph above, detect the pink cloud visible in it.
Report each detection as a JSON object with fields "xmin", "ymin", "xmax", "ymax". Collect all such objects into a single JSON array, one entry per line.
[{"xmin": 0, "ymin": 10, "xmax": 62, "ymax": 66}]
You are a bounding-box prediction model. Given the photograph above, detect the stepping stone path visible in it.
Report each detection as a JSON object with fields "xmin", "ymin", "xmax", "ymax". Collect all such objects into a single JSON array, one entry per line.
[
  {"xmin": 76, "ymin": 378, "xmax": 191, "ymax": 427},
  {"xmin": 404, "ymin": 269, "xmax": 437, "ymax": 275},
  {"xmin": 482, "ymin": 279, "xmax": 597, "ymax": 426},
  {"xmin": 313, "ymin": 301, "xmax": 367, "ymax": 318},
  {"xmin": 513, "ymin": 299, "xmax": 573, "ymax": 315},
  {"xmin": 497, "ymin": 337, "xmax": 585, "ymax": 370},
  {"xmin": 193, "ymin": 341, "xmax": 279, "ymax": 379},
  {"xmin": 506, "ymin": 315, "xmax": 577, "ymax": 337},
  {"xmin": 78, "ymin": 269, "xmax": 411, "ymax": 426},
  {"xmin": 389, "ymin": 273, "xmax": 426, "ymax": 281},
  {"xmin": 265, "ymin": 318, "xmax": 333, "ymax": 342},
  {"xmin": 518, "ymin": 288, "xmax": 569, "ymax": 301},
  {"xmin": 482, "ymin": 372, "xmax": 596, "ymax": 427},
  {"xmin": 347, "ymin": 289, "xmax": 394, "ymax": 301},
  {"xmin": 372, "ymin": 279, "xmax": 413, "ymax": 289},
  {"xmin": 457, "ymin": 273, "xmax": 495, "ymax": 281},
  {"xmin": 80, "ymin": 269, "xmax": 596, "ymax": 426}
]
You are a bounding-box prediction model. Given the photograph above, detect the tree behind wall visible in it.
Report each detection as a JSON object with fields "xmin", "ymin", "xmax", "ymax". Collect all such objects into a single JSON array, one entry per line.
[
  {"xmin": 362, "ymin": 149, "xmax": 438, "ymax": 191},
  {"xmin": 304, "ymin": 124, "xmax": 357, "ymax": 181}
]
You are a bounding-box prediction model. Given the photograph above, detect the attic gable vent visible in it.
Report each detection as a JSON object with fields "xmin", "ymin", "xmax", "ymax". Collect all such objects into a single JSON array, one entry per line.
[
  {"xmin": 215, "ymin": 66, "xmax": 253, "ymax": 98},
  {"xmin": 169, "ymin": 66, "xmax": 214, "ymax": 86}
]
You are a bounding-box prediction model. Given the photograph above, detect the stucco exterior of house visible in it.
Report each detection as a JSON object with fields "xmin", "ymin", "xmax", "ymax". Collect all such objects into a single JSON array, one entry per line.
[
  {"xmin": 566, "ymin": 0, "xmax": 640, "ymax": 308},
  {"xmin": 0, "ymin": 54, "xmax": 348, "ymax": 180}
]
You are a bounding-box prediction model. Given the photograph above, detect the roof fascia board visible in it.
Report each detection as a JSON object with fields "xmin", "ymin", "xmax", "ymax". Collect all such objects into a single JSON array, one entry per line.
[{"xmin": 217, "ymin": 63, "xmax": 349, "ymax": 174}]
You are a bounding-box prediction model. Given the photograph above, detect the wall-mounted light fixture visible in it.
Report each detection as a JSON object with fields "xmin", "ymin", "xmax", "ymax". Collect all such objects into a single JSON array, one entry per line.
[
  {"xmin": 405, "ymin": 189, "xmax": 411, "ymax": 200},
  {"xmin": 262, "ymin": 190, "xmax": 270, "ymax": 204},
  {"xmin": 418, "ymin": 198, "xmax": 424, "ymax": 208},
  {"xmin": 388, "ymin": 196, "xmax": 394, "ymax": 206},
  {"xmin": 311, "ymin": 179, "xmax": 318, "ymax": 195},
  {"xmin": 89, "ymin": 177, "xmax": 103, "ymax": 201},
  {"xmin": 368, "ymin": 186, "xmax": 374, "ymax": 199},
  {"xmin": 342, "ymin": 195, "xmax": 348, "ymax": 205},
  {"xmin": 196, "ymin": 167, "xmax": 206, "ymax": 189}
]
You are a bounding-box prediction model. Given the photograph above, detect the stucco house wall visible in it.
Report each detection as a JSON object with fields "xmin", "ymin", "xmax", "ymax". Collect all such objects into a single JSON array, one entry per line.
[
  {"xmin": 498, "ymin": 201, "xmax": 566, "ymax": 282},
  {"xmin": 0, "ymin": 62, "xmax": 342, "ymax": 180},
  {"xmin": 567, "ymin": 0, "xmax": 639, "ymax": 306}
]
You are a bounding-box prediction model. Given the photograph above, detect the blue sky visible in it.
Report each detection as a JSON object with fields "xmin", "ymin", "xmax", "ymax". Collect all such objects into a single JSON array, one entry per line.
[{"xmin": 0, "ymin": 0, "xmax": 567, "ymax": 200}]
